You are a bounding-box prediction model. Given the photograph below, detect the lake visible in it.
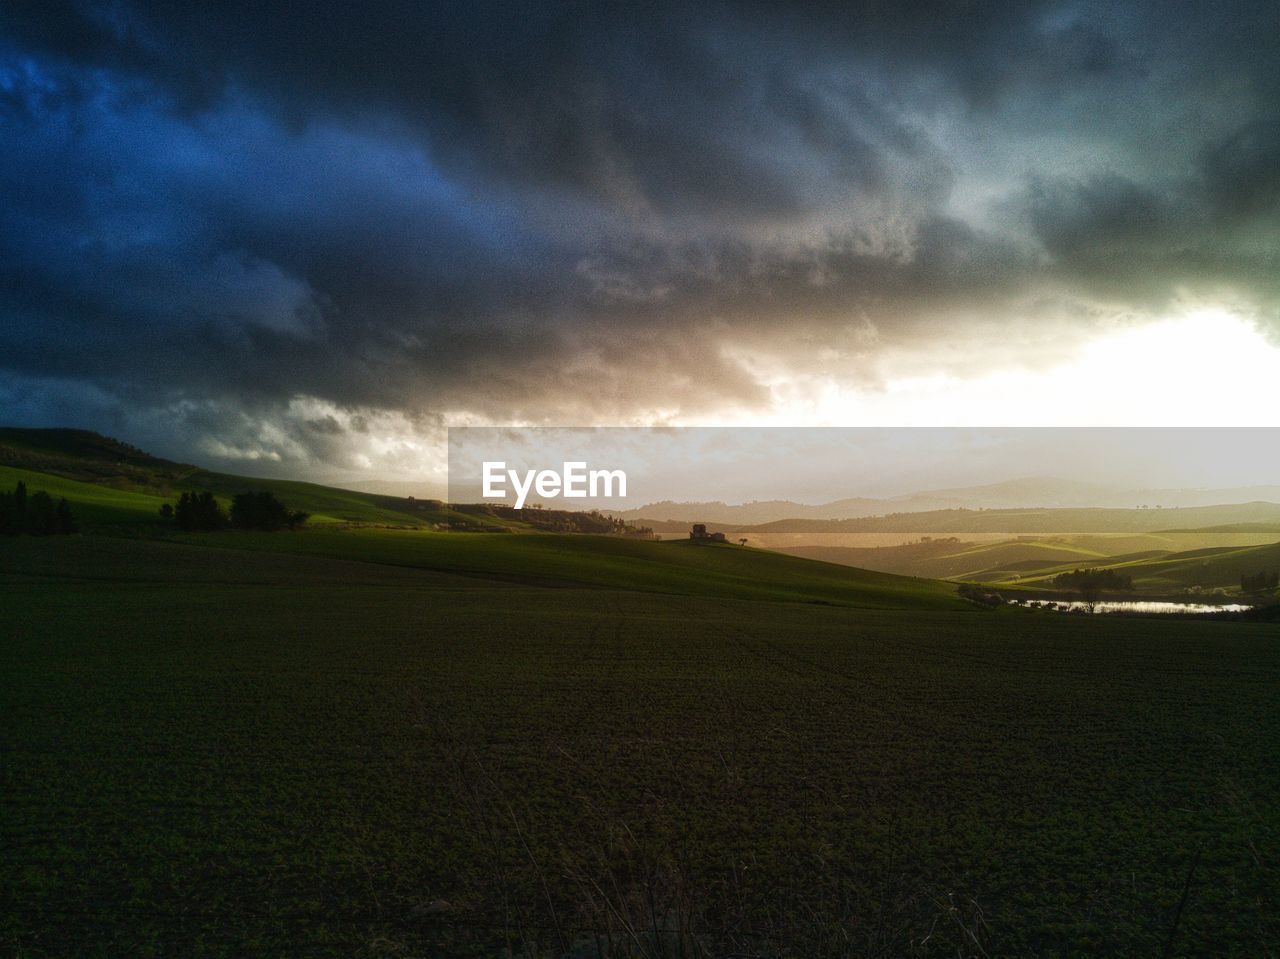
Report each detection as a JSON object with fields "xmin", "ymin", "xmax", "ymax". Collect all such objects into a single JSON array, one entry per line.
[{"xmin": 1018, "ymin": 600, "xmax": 1254, "ymax": 615}]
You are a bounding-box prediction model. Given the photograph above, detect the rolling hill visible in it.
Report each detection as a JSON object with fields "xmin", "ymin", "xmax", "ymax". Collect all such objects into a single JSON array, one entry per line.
[
  {"xmin": 778, "ymin": 530, "xmax": 1280, "ymax": 597},
  {"xmin": 735, "ymin": 503, "xmax": 1280, "ymax": 534},
  {"xmin": 0, "ymin": 461, "xmax": 450, "ymax": 528},
  {"xmin": 1005, "ymin": 540, "xmax": 1280, "ymax": 595},
  {"xmin": 617, "ymin": 476, "xmax": 1280, "ymax": 525},
  {"xmin": 778, "ymin": 537, "xmax": 1107, "ymax": 582},
  {"xmin": 0, "ymin": 429, "xmax": 658, "ymax": 533},
  {"xmin": 158, "ymin": 526, "xmax": 964, "ymax": 609},
  {"xmin": 5, "ymin": 424, "xmax": 1275, "ymax": 605},
  {"xmin": 0, "ymin": 428, "xmax": 445, "ymax": 526},
  {"xmin": 1, "ymin": 427, "xmax": 961, "ymax": 610}
]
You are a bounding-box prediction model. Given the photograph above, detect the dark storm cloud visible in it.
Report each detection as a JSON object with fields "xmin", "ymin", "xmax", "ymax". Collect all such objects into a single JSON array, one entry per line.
[{"xmin": 1, "ymin": 0, "xmax": 1278, "ymax": 470}]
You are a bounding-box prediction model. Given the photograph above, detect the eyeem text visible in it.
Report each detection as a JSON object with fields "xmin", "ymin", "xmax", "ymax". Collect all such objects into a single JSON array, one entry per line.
[{"xmin": 482, "ymin": 461, "xmax": 627, "ymax": 509}]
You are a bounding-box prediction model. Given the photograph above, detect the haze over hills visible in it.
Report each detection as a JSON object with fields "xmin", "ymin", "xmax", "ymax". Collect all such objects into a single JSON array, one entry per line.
[
  {"xmin": 776, "ymin": 535, "xmax": 1280, "ymax": 595},
  {"xmin": 9, "ymin": 427, "xmax": 1279, "ymax": 536},
  {"xmin": 0, "ymin": 427, "xmax": 654, "ymax": 535},
  {"xmin": 631, "ymin": 505, "xmax": 1280, "ymax": 540},
  {"xmin": 0, "ymin": 427, "xmax": 442, "ymax": 526},
  {"xmin": 615, "ymin": 476, "xmax": 1280, "ymax": 525}
]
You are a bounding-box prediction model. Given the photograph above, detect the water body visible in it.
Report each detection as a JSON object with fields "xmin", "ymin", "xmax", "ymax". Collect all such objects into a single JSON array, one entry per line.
[{"xmin": 1018, "ymin": 600, "xmax": 1253, "ymax": 615}]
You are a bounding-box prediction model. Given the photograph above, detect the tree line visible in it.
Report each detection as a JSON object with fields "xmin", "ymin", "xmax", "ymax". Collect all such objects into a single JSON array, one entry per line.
[
  {"xmin": 161, "ymin": 490, "xmax": 309, "ymax": 532},
  {"xmin": 1240, "ymin": 570, "xmax": 1279, "ymax": 593},
  {"xmin": 1053, "ymin": 567, "xmax": 1133, "ymax": 599},
  {"xmin": 0, "ymin": 480, "xmax": 77, "ymax": 536},
  {"xmin": 465, "ymin": 503, "xmax": 655, "ymax": 537}
]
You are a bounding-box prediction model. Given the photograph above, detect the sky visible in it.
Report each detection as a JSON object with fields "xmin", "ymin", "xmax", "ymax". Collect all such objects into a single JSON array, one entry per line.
[{"xmin": 2, "ymin": 1, "xmax": 1279, "ymax": 490}]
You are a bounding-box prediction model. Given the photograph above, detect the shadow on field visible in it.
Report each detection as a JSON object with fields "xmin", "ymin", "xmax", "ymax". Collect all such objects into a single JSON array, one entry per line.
[{"xmin": 417, "ymin": 717, "xmax": 999, "ymax": 959}]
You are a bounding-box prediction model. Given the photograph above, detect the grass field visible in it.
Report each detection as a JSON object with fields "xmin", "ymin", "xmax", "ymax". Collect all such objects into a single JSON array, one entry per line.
[
  {"xmin": 0, "ymin": 462, "xmax": 500, "ymax": 530},
  {"xmin": 3, "ymin": 533, "xmax": 1278, "ymax": 957},
  {"xmin": 778, "ymin": 531, "xmax": 1280, "ymax": 596},
  {"xmin": 1009, "ymin": 540, "xmax": 1280, "ymax": 594},
  {"xmin": 0, "ymin": 428, "xmax": 446, "ymax": 527},
  {"xmin": 155, "ymin": 527, "xmax": 963, "ymax": 609},
  {"xmin": 0, "ymin": 465, "xmax": 175, "ymax": 526}
]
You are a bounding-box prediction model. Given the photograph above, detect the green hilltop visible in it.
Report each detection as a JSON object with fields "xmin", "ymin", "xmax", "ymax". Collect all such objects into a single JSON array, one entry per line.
[{"xmin": 0, "ymin": 427, "xmax": 442, "ymax": 526}]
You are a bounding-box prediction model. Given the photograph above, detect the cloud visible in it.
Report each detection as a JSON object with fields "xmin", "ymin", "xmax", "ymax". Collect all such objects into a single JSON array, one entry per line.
[{"xmin": 1, "ymin": 1, "xmax": 1278, "ymax": 473}]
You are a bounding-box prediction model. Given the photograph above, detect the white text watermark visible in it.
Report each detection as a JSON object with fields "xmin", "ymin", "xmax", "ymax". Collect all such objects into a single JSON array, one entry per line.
[{"xmin": 481, "ymin": 461, "xmax": 627, "ymax": 509}]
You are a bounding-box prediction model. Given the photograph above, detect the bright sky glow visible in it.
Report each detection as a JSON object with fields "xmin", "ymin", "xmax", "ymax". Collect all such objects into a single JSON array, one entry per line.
[{"xmin": 724, "ymin": 311, "xmax": 1280, "ymax": 427}]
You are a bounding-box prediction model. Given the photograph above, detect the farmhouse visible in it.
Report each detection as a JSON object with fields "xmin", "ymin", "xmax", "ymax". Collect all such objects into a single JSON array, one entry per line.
[{"xmin": 690, "ymin": 523, "xmax": 728, "ymax": 543}]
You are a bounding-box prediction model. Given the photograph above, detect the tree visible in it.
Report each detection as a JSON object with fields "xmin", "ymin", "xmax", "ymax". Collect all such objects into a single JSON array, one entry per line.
[
  {"xmin": 0, "ymin": 481, "xmax": 76, "ymax": 536},
  {"xmin": 1241, "ymin": 570, "xmax": 1280, "ymax": 593},
  {"xmin": 229, "ymin": 491, "xmax": 308, "ymax": 531},
  {"xmin": 56, "ymin": 497, "xmax": 77, "ymax": 534},
  {"xmin": 174, "ymin": 491, "xmax": 226, "ymax": 531},
  {"xmin": 0, "ymin": 488, "xmax": 15, "ymax": 535},
  {"xmin": 1052, "ymin": 567, "xmax": 1133, "ymax": 601},
  {"xmin": 26, "ymin": 491, "xmax": 57, "ymax": 535}
]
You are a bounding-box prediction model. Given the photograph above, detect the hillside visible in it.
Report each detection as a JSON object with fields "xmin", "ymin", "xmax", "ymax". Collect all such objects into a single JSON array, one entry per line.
[
  {"xmin": 151, "ymin": 527, "xmax": 965, "ymax": 609},
  {"xmin": 779, "ymin": 537, "xmax": 1106, "ymax": 582},
  {"xmin": 778, "ymin": 530, "xmax": 1280, "ymax": 597},
  {"xmin": 0, "ymin": 429, "xmax": 663, "ymax": 534},
  {"xmin": 5, "ymin": 425, "xmax": 1269, "ymax": 605},
  {"xmin": 0, "ymin": 428, "xmax": 958, "ymax": 609},
  {"xmin": 1008, "ymin": 540, "xmax": 1280, "ymax": 595},
  {"xmin": 617, "ymin": 477, "xmax": 1280, "ymax": 525},
  {"xmin": 0, "ymin": 427, "xmax": 194, "ymax": 488},
  {"xmin": 0, "ymin": 428, "xmax": 438, "ymax": 525},
  {"xmin": 0, "ymin": 461, "xmax": 444, "ymax": 528},
  {"xmin": 0, "ymin": 464, "xmax": 179, "ymax": 526},
  {"xmin": 730, "ymin": 503, "xmax": 1280, "ymax": 535}
]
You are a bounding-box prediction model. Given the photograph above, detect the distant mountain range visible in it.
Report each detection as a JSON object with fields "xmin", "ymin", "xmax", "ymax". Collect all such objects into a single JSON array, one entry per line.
[{"xmin": 614, "ymin": 476, "xmax": 1280, "ymax": 525}]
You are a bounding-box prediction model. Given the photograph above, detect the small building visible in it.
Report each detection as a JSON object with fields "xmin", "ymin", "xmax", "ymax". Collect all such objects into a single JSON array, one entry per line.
[{"xmin": 690, "ymin": 524, "xmax": 728, "ymax": 542}]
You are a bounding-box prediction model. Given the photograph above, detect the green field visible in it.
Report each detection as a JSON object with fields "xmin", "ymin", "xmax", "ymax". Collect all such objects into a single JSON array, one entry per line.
[
  {"xmin": 3, "ymin": 532, "xmax": 1278, "ymax": 957},
  {"xmin": 0, "ymin": 428, "xmax": 443, "ymax": 528},
  {"xmin": 779, "ymin": 531, "xmax": 1280, "ymax": 597},
  {"xmin": 0, "ymin": 464, "xmax": 177, "ymax": 526},
  {"xmin": 0, "ymin": 462, "xmax": 434, "ymax": 528},
  {"xmin": 1009, "ymin": 541, "xmax": 1280, "ymax": 594},
  {"xmin": 157, "ymin": 527, "xmax": 963, "ymax": 609},
  {"xmin": 0, "ymin": 461, "xmax": 546, "ymax": 532}
]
